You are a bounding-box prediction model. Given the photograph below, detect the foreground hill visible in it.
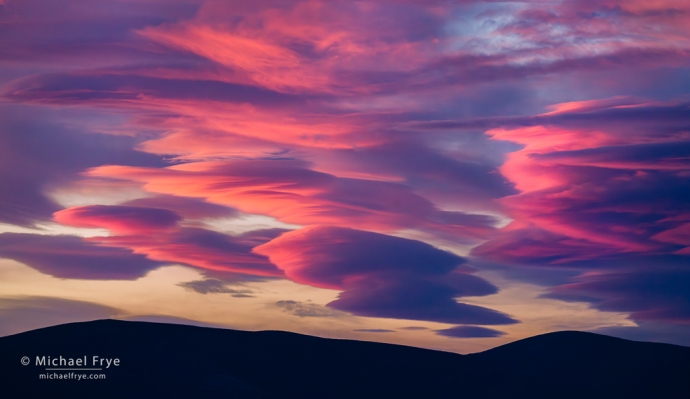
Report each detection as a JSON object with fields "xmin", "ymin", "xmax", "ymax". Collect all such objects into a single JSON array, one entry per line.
[{"xmin": 0, "ymin": 320, "xmax": 688, "ymax": 398}]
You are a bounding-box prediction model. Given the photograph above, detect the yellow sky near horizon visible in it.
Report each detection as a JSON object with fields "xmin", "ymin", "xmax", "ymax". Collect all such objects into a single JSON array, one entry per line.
[{"xmin": 0, "ymin": 258, "xmax": 634, "ymax": 354}]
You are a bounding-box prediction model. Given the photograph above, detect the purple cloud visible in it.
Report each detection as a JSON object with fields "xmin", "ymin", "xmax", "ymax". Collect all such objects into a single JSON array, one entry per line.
[
  {"xmin": 435, "ymin": 325, "xmax": 506, "ymax": 339},
  {"xmin": 1, "ymin": 0, "xmax": 689, "ymax": 345},
  {"xmin": 0, "ymin": 233, "xmax": 163, "ymax": 280},
  {"xmin": 546, "ymin": 267, "xmax": 690, "ymax": 324},
  {"xmin": 54, "ymin": 205, "xmax": 182, "ymax": 234},
  {"xmin": 255, "ymin": 226, "xmax": 518, "ymax": 325},
  {"xmin": 0, "ymin": 106, "xmax": 163, "ymax": 226},
  {"xmin": 123, "ymin": 195, "xmax": 238, "ymax": 220}
]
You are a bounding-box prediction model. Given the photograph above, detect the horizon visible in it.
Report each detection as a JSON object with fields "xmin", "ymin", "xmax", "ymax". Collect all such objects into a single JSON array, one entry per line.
[
  {"xmin": 4, "ymin": 316, "xmax": 687, "ymax": 398},
  {"xmin": 1, "ymin": 0, "xmax": 689, "ymax": 355},
  {"xmin": 8, "ymin": 317, "xmax": 689, "ymax": 352}
]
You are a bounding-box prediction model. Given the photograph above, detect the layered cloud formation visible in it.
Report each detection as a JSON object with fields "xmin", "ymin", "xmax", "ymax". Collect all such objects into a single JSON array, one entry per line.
[
  {"xmin": 1, "ymin": 0, "xmax": 689, "ymax": 342},
  {"xmin": 255, "ymin": 226, "xmax": 516, "ymax": 325},
  {"xmin": 469, "ymin": 99, "xmax": 690, "ymax": 330},
  {"xmin": 54, "ymin": 204, "xmax": 283, "ymax": 277}
]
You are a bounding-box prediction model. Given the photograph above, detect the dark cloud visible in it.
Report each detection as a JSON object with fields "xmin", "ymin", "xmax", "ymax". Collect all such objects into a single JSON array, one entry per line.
[
  {"xmin": 416, "ymin": 101, "xmax": 690, "ymax": 135},
  {"xmin": 178, "ymin": 279, "xmax": 254, "ymax": 297},
  {"xmin": 317, "ymin": 140, "xmax": 516, "ymax": 207},
  {"xmin": 258, "ymin": 225, "xmax": 470, "ymax": 286},
  {"xmin": 123, "ymin": 195, "xmax": 238, "ymax": 220},
  {"xmin": 255, "ymin": 226, "xmax": 518, "ymax": 325},
  {"xmin": 0, "ymin": 233, "xmax": 163, "ymax": 279},
  {"xmin": 194, "ymin": 268, "xmax": 273, "ymax": 285},
  {"xmin": 4, "ymin": 73, "xmax": 317, "ymax": 108},
  {"xmin": 0, "ymin": 0, "xmax": 202, "ymax": 65},
  {"xmin": 435, "ymin": 325, "xmax": 506, "ymax": 339},
  {"xmin": 330, "ymin": 275, "xmax": 516, "ymax": 325},
  {"xmin": 399, "ymin": 326, "xmax": 429, "ymax": 331},
  {"xmin": 532, "ymin": 141, "xmax": 690, "ymax": 168},
  {"xmin": 93, "ymin": 227, "xmax": 283, "ymax": 277},
  {"xmin": 274, "ymin": 300, "xmax": 346, "ymax": 318},
  {"xmin": 460, "ymin": 100, "xmax": 690, "ymax": 336},
  {"xmin": 52, "ymin": 204, "xmax": 283, "ymax": 277},
  {"xmin": 468, "ymin": 257, "xmax": 581, "ymax": 288},
  {"xmin": 546, "ymin": 267, "xmax": 690, "ymax": 324},
  {"xmin": 0, "ymin": 105, "xmax": 163, "ymax": 226},
  {"xmin": 471, "ymin": 227, "xmax": 621, "ymax": 266}
]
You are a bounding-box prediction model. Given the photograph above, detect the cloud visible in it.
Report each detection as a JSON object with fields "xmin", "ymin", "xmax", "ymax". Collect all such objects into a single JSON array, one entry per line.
[
  {"xmin": 256, "ymin": 226, "xmax": 518, "ymax": 325},
  {"xmin": 472, "ymin": 226, "xmax": 623, "ymax": 265},
  {"xmin": 93, "ymin": 227, "xmax": 283, "ymax": 277},
  {"xmin": 0, "ymin": 0, "xmax": 201, "ymax": 66},
  {"xmin": 54, "ymin": 205, "xmax": 182, "ymax": 235},
  {"xmin": 462, "ymin": 99, "xmax": 690, "ymax": 331},
  {"xmin": 1, "ymin": 0, "xmax": 690, "ymax": 342},
  {"xmin": 457, "ymin": 99, "xmax": 690, "ymax": 331},
  {"xmin": 353, "ymin": 329, "xmax": 396, "ymax": 333},
  {"xmin": 274, "ymin": 300, "xmax": 346, "ymax": 318},
  {"xmin": 123, "ymin": 195, "xmax": 238, "ymax": 220},
  {"xmin": 53, "ymin": 204, "xmax": 283, "ymax": 277},
  {"xmin": 546, "ymin": 266, "xmax": 690, "ymax": 324},
  {"xmin": 310, "ymin": 140, "xmax": 516, "ymax": 212},
  {"xmin": 178, "ymin": 279, "xmax": 254, "ymax": 297},
  {"xmin": 0, "ymin": 105, "xmax": 163, "ymax": 226},
  {"xmin": 4, "ymin": 73, "xmax": 311, "ymax": 108},
  {"xmin": 399, "ymin": 326, "xmax": 429, "ymax": 331},
  {"xmin": 0, "ymin": 233, "xmax": 163, "ymax": 280},
  {"xmin": 435, "ymin": 325, "xmax": 506, "ymax": 338},
  {"xmin": 86, "ymin": 159, "xmax": 498, "ymax": 240}
]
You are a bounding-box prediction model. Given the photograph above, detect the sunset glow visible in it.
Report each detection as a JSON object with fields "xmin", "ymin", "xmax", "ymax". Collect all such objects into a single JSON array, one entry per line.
[{"xmin": 1, "ymin": 0, "xmax": 689, "ymax": 352}]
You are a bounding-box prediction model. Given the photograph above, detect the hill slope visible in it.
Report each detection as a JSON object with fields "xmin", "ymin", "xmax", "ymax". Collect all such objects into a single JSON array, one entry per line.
[{"xmin": 0, "ymin": 320, "xmax": 688, "ymax": 398}]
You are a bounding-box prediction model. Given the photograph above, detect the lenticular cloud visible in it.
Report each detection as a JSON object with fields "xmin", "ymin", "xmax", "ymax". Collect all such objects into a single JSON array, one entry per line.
[
  {"xmin": 0, "ymin": 0, "xmax": 689, "ymax": 343},
  {"xmin": 255, "ymin": 226, "xmax": 518, "ymax": 325}
]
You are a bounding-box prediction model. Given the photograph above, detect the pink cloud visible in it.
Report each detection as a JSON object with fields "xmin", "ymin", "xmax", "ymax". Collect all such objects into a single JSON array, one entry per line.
[
  {"xmin": 54, "ymin": 205, "xmax": 181, "ymax": 235},
  {"xmin": 53, "ymin": 204, "xmax": 282, "ymax": 277},
  {"xmin": 86, "ymin": 160, "xmax": 496, "ymax": 239},
  {"xmin": 473, "ymin": 100, "xmax": 690, "ymax": 263},
  {"xmin": 91, "ymin": 228, "xmax": 282, "ymax": 277}
]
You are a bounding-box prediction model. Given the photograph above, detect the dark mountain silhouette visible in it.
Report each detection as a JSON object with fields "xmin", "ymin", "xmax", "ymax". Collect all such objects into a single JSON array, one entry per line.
[{"xmin": 1, "ymin": 320, "xmax": 688, "ymax": 398}]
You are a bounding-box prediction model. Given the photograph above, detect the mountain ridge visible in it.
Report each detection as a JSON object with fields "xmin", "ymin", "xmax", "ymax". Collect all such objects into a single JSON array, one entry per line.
[{"xmin": 1, "ymin": 319, "xmax": 688, "ymax": 398}]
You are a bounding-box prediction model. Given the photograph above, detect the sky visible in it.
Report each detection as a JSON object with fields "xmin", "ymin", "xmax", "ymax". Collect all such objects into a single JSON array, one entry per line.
[{"xmin": 0, "ymin": 0, "xmax": 689, "ymax": 353}]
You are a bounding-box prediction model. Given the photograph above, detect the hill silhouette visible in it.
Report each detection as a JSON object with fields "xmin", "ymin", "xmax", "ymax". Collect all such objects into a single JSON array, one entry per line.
[{"xmin": 1, "ymin": 320, "xmax": 688, "ymax": 398}]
